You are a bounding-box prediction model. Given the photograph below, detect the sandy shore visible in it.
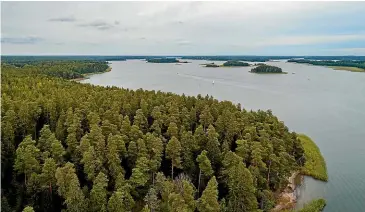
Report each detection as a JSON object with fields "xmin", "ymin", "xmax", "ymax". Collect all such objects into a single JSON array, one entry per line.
[{"xmin": 272, "ymin": 171, "xmax": 301, "ymax": 211}]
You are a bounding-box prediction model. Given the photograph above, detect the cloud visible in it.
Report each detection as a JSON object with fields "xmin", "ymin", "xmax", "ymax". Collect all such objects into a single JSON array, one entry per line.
[
  {"xmin": 1, "ymin": 36, "xmax": 44, "ymax": 45},
  {"xmin": 77, "ymin": 20, "xmax": 115, "ymax": 30},
  {"xmin": 1, "ymin": 1, "xmax": 365, "ymax": 55},
  {"xmin": 177, "ymin": 40, "xmax": 192, "ymax": 46},
  {"xmin": 48, "ymin": 16, "xmax": 76, "ymax": 22}
]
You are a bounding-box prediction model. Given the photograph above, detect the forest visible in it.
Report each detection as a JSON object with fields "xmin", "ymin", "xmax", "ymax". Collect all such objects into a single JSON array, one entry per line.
[
  {"xmin": 147, "ymin": 58, "xmax": 180, "ymax": 63},
  {"xmin": 250, "ymin": 65, "xmax": 284, "ymax": 74},
  {"xmin": 287, "ymin": 59, "xmax": 365, "ymax": 70},
  {"xmin": 2, "ymin": 60, "xmax": 307, "ymax": 212},
  {"xmin": 222, "ymin": 61, "xmax": 250, "ymax": 67},
  {"xmin": 1, "ymin": 61, "xmax": 109, "ymax": 79}
]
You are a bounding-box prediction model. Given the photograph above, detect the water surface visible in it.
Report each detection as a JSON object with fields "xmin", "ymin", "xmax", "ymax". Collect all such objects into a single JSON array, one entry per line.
[{"xmin": 82, "ymin": 60, "xmax": 365, "ymax": 212}]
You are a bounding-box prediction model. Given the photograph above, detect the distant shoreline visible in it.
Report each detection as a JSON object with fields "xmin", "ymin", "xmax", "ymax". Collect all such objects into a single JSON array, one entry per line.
[{"xmin": 70, "ymin": 66, "xmax": 112, "ymax": 82}]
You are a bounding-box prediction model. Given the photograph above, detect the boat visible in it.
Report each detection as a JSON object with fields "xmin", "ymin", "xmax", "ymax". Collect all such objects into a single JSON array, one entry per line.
[
  {"xmin": 212, "ymin": 80, "xmax": 215, "ymax": 84},
  {"xmin": 292, "ymin": 72, "xmax": 296, "ymax": 74}
]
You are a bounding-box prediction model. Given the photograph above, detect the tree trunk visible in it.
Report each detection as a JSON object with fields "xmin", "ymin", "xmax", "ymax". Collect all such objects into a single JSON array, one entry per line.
[
  {"xmin": 49, "ymin": 182, "xmax": 52, "ymax": 194},
  {"xmin": 198, "ymin": 169, "xmax": 202, "ymax": 196},
  {"xmin": 171, "ymin": 165, "xmax": 174, "ymax": 180},
  {"xmin": 267, "ymin": 160, "xmax": 271, "ymax": 187},
  {"xmin": 152, "ymin": 172, "xmax": 155, "ymax": 186}
]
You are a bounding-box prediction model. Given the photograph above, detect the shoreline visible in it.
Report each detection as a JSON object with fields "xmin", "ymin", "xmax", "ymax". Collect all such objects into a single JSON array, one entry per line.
[
  {"xmin": 273, "ymin": 134, "xmax": 328, "ymax": 211},
  {"xmin": 328, "ymin": 66, "xmax": 365, "ymax": 73},
  {"xmin": 272, "ymin": 171, "xmax": 301, "ymax": 211},
  {"xmin": 70, "ymin": 66, "xmax": 111, "ymax": 82}
]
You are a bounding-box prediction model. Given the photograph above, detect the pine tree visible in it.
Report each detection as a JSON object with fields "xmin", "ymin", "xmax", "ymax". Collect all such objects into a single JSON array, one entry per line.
[
  {"xmin": 167, "ymin": 122, "xmax": 179, "ymax": 139},
  {"xmin": 130, "ymin": 156, "xmax": 150, "ymax": 187},
  {"xmin": 197, "ymin": 176, "xmax": 220, "ymax": 212},
  {"xmin": 144, "ymin": 187, "xmax": 160, "ymax": 212},
  {"xmin": 55, "ymin": 162, "xmax": 86, "ymax": 212},
  {"xmin": 166, "ymin": 136, "xmax": 182, "ymax": 179},
  {"xmin": 106, "ymin": 134, "xmax": 124, "ymax": 180},
  {"xmin": 90, "ymin": 172, "xmax": 109, "ymax": 212},
  {"xmin": 197, "ymin": 150, "xmax": 213, "ymax": 194},
  {"xmin": 227, "ymin": 162, "xmax": 258, "ymax": 212},
  {"xmin": 206, "ymin": 125, "xmax": 221, "ymax": 165},
  {"xmin": 38, "ymin": 125, "xmax": 53, "ymax": 152},
  {"xmin": 14, "ymin": 135, "xmax": 41, "ymax": 185},
  {"xmin": 88, "ymin": 124, "xmax": 106, "ymax": 163},
  {"xmin": 40, "ymin": 158, "xmax": 57, "ymax": 194},
  {"xmin": 199, "ymin": 106, "xmax": 213, "ymax": 130},
  {"xmin": 134, "ymin": 109, "xmax": 148, "ymax": 133},
  {"xmin": 127, "ymin": 140, "xmax": 138, "ymax": 169},
  {"xmin": 108, "ymin": 191, "xmax": 125, "ymax": 212},
  {"xmin": 50, "ymin": 136, "xmax": 66, "ymax": 165},
  {"xmin": 121, "ymin": 115, "xmax": 131, "ymax": 140},
  {"xmin": 194, "ymin": 125, "xmax": 206, "ymax": 150},
  {"xmin": 81, "ymin": 146, "xmax": 102, "ymax": 181},
  {"xmin": 145, "ymin": 133, "xmax": 163, "ymax": 183}
]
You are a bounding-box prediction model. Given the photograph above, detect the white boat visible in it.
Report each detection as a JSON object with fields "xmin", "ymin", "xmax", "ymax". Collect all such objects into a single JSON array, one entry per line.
[{"xmin": 212, "ymin": 80, "xmax": 215, "ymax": 84}]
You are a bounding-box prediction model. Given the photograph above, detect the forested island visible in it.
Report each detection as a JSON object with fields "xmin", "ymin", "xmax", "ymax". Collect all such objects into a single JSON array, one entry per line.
[
  {"xmin": 201, "ymin": 62, "xmax": 220, "ymax": 67},
  {"xmin": 250, "ymin": 65, "xmax": 285, "ymax": 74},
  {"xmin": 147, "ymin": 58, "xmax": 189, "ymax": 63},
  {"xmin": 1, "ymin": 59, "xmax": 327, "ymax": 212},
  {"xmin": 222, "ymin": 60, "xmax": 250, "ymax": 67},
  {"xmin": 287, "ymin": 59, "xmax": 365, "ymax": 72},
  {"xmin": 202, "ymin": 61, "xmax": 250, "ymax": 68}
]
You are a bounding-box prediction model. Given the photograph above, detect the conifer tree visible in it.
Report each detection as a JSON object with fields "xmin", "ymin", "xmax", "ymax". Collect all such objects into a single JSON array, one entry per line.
[
  {"xmin": 197, "ymin": 176, "xmax": 220, "ymax": 212},
  {"xmin": 166, "ymin": 136, "xmax": 182, "ymax": 179},
  {"xmin": 90, "ymin": 172, "xmax": 109, "ymax": 212}
]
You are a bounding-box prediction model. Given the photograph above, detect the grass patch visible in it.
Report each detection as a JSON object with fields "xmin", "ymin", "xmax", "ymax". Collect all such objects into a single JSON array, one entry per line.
[
  {"xmin": 328, "ymin": 66, "xmax": 365, "ymax": 72},
  {"xmin": 298, "ymin": 134, "xmax": 328, "ymax": 181},
  {"xmin": 298, "ymin": 199, "xmax": 326, "ymax": 212}
]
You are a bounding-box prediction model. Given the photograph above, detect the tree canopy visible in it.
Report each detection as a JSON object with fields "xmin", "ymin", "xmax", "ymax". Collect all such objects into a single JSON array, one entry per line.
[{"xmin": 1, "ymin": 60, "xmax": 305, "ymax": 211}]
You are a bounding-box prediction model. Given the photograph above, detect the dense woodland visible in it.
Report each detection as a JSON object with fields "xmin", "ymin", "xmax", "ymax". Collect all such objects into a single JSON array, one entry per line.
[
  {"xmin": 1, "ymin": 61, "xmax": 109, "ymax": 79},
  {"xmin": 222, "ymin": 61, "xmax": 250, "ymax": 67},
  {"xmin": 250, "ymin": 65, "xmax": 283, "ymax": 74},
  {"xmin": 2, "ymin": 61, "xmax": 305, "ymax": 212},
  {"xmin": 147, "ymin": 58, "xmax": 180, "ymax": 63},
  {"xmin": 287, "ymin": 59, "xmax": 365, "ymax": 70}
]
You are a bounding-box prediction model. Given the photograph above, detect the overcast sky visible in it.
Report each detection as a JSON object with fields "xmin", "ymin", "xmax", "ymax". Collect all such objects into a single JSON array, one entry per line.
[{"xmin": 1, "ymin": 1, "xmax": 365, "ymax": 56}]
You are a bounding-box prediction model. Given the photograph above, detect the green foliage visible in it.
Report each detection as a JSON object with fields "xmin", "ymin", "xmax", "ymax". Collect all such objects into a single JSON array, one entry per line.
[
  {"xmin": 22, "ymin": 206, "xmax": 35, "ymax": 212},
  {"xmin": 298, "ymin": 198, "xmax": 326, "ymax": 212},
  {"xmin": 288, "ymin": 59, "xmax": 365, "ymax": 71},
  {"xmin": 222, "ymin": 60, "xmax": 250, "ymax": 67},
  {"xmin": 166, "ymin": 136, "xmax": 182, "ymax": 179},
  {"xmin": 197, "ymin": 150, "xmax": 213, "ymax": 177},
  {"xmin": 90, "ymin": 172, "xmax": 109, "ymax": 212},
  {"xmin": 1, "ymin": 62, "xmax": 307, "ymax": 211},
  {"xmin": 147, "ymin": 58, "xmax": 179, "ymax": 63},
  {"xmin": 197, "ymin": 176, "xmax": 220, "ymax": 212},
  {"xmin": 298, "ymin": 134, "xmax": 328, "ymax": 181},
  {"xmin": 250, "ymin": 65, "xmax": 283, "ymax": 73}
]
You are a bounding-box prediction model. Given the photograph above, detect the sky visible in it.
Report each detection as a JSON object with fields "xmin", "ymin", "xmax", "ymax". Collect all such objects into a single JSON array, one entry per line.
[{"xmin": 1, "ymin": 1, "xmax": 365, "ymax": 56}]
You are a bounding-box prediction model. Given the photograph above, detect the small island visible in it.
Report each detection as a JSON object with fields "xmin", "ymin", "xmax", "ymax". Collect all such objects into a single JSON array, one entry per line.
[
  {"xmin": 147, "ymin": 58, "xmax": 189, "ymax": 63},
  {"xmin": 201, "ymin": 62, "xmax": 220, "ymax": 67},
  {"xmin": 250, "ymin": 64, "xmax": 286, "ymax": 74},
  {"xmin": 222, "ymin": 60, "xmax": 250, "ymax": 67}
]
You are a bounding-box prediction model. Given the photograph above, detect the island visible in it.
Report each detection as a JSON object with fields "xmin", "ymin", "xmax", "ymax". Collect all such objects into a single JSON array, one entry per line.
[
  {"xmin": 147, "ymin": 58, "xmax": 189, "ymax": 63},
  {"xmin": 222, "ymin": 60, "xmax": 250, "ymax": 67},
  {"xmin": 201, "ymin": 62, "xmax": 220, "ymax": 67},
  {"xmin": 250, "ymin": 64, "xmax": 286, "ymax": 74},
  {"xmin": 288, "ymin": 59, "xmax": 365, "ymax": 72}
]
